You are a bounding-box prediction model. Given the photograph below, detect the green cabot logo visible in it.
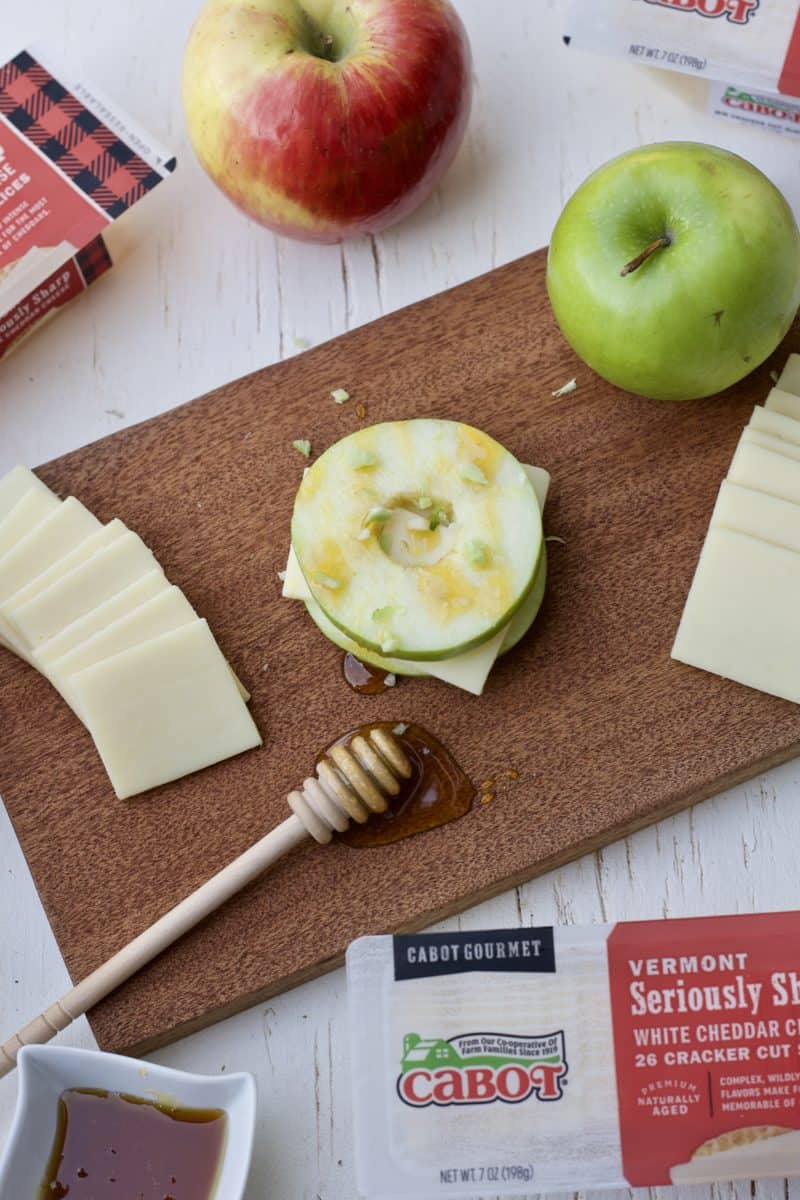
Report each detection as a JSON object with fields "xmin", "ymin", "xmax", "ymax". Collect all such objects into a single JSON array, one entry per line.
[{"xmin": 397, "ymin": 1031, "xmax": 568, "ymax": 1108}]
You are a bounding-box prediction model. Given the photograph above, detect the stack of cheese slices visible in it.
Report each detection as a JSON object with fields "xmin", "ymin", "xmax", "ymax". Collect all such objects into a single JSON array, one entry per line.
[
  {"xmin": 673, "ymin": 354, "xmax": 800, "ymax": 703},
  {"xmin": 0, "ymin": 466, "xmax": 261, "ymax": 799}
]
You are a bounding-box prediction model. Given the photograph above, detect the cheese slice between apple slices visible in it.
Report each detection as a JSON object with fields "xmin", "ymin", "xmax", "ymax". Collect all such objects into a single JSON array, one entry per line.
[{"xmin": 282, "ymin": 463, "xmax": 550, "ymax": 695}]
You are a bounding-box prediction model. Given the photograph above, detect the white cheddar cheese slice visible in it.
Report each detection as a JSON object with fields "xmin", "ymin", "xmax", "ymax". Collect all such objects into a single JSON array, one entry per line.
[
  {"xmin": 282, "ymin": 544, "xmax": 309, "ymax": 600},
  {"xmin": 742, "ymin": 427, "xmax": 800, "ymax": 463},
  {"xmin": 765, "ymin": 386, "xmax": 800, "ymax": 422},
  {"xmin": 70, "ymin": 618, "xmax": 262, "ymax": 799},
  {"xmin": 0, "ymin": 489, "xmax": 60, "ymax": 557},
  {"xmin": 671, "ymin": 1130, "xmax": 800, "ymax": 1185},
  {"xmin": 672, "ymin": 527, "xmax": 800, "ymax": 704},
  {"xmin": 47, "ymin": 585, "xmax": 197, "ymax": 715},
  {"xmin": 711, "ymin": 480, "xmax": 800, "ymax": 554},
  {"xmin": 5, "ymin": 519, "xmax": 127, "ymax": 611},
  {"xmin": 0, "ymin": 465, "xmax": 53, "ymax": 522},
  {"xmin": 0, "ymin": 498, "xmax": 100, "ymax": 601},
  {"xmin": 7, "ymin": 530, "xmax": 162, "ymax": 650},
  {"xmin": 749, "ymin": 405, "xmax": 800, "ymax": 446},
  {"xmin": 777, "ymin": 353, "xmax": 800, "ymax": 398},
  {"xmin": 728, "ymin": 438, "xmax": 800, "ymax": 506},
  {"xmin": 33, "ymin": 571, "xmax": 170, "ymax": 669},
  {"xmin": 522, "ymin": 464, "xmax": 551, "ymax": 510}
]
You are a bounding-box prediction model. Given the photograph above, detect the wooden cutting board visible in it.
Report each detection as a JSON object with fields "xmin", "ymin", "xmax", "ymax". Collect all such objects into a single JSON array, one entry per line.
[{"xmin": 2, "ymin": 247, "xmax": 799, "ymax": 1056}]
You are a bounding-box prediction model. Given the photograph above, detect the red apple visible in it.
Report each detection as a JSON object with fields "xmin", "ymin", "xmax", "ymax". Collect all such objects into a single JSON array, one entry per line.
[{"xmin": 182, "ymin": 0, "xmax": 472, "ymax": 243}]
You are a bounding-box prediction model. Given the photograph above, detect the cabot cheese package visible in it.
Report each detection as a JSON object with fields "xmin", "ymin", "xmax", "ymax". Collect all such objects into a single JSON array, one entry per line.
[
  {"xmin": 0, "ymin": 44, "xmax": 175, "ymax": 360},
  {"xmin": 566, "ymin": 1, "xmax": 800, "ymax": 135},
  {"xmin": 348, "ymin": 914, "xmax": 800, "ymax": 1196}
]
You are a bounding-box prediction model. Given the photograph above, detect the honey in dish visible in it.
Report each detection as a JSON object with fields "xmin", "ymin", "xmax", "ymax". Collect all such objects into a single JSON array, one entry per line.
[
  {"xmin": 39, "ymin": 1088, "xmax": 227, "ymax": 1200},
  {"xmin": 319, "ymin": 722, "xmax": 474, "ymax": 847},
  {"xmin": 342, "ymin": 651, "xmax": 396, "ymax": 695}
]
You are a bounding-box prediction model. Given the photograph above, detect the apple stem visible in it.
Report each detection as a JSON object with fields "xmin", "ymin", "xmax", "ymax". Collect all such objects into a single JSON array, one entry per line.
[{"xmin": 620, "ymin": 236, "xmax": 671, "ymax": 277}]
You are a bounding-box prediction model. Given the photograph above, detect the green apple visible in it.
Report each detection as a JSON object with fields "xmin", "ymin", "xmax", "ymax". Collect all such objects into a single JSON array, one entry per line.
[
  {"xmin": 547, "ymin": 142, "xmax": 800, "ymax": 402},
  {"xmin": 291, "ymin": 419, "xmax": 543, "ymax": 659},
  {"xmin": 302, "ymin": 545, "xmax": 548, "ymax": 676}
]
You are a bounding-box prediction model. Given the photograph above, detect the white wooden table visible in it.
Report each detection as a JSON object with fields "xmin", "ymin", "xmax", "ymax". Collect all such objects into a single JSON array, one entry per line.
[{"xmin": 2, "ymin": 3, "xmax": 800, "ymax": 1197}]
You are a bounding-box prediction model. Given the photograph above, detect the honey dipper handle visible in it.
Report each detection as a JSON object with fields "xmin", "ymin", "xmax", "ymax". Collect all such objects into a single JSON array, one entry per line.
[{"xmin": 0, "ymin": 813, "xmax": 308, "ymax": 1079}]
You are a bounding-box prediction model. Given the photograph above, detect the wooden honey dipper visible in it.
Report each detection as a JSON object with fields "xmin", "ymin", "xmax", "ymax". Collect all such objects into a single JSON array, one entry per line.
[{"xmin": 0, "ymin": 725, "xmax": 412, "ymax": 1078}]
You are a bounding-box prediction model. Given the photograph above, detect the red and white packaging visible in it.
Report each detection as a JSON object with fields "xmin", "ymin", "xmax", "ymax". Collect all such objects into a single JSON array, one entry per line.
[
  {"xmin": 566, "ymin": 1, "xmax": 800, "ymax": 135},
  {"xmin": 348, "ymin": 913, "xmax": 800, "ymax": 1197},
  {"xmin": 0, "ymin": 45, "xmax": 175, "ymax": 360}
]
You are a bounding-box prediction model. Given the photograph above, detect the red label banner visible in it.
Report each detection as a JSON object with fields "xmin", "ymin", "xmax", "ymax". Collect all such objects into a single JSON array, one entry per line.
[{"xmin": 608, "ymin": 912, "xmax": 800, "ymax": 1185}]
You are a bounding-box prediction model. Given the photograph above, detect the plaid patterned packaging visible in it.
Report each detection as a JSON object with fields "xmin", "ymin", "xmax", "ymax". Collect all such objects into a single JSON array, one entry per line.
[{"xmin": 0, "ymin": 45, "xmax": 175, "ymax": 360}]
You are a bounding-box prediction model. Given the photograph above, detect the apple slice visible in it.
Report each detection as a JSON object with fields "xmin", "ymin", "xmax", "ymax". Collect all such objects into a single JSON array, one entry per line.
[
  {"xmin": 291, "ymin": 420, "xmax": 543, "ymax": 660},
  {"xmin": 302, "ymin": 547, "xmax": 548, "ymax": 695}
]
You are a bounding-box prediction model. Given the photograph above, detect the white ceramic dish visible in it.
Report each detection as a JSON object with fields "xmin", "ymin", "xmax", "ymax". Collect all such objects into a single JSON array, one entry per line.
[{"xmin": 0, "ymin": 1044, "xmax": 256, "ymax": 1197}]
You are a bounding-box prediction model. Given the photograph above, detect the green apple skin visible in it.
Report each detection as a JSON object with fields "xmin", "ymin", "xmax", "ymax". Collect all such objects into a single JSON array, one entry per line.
[
  {"xmin": 302, "ymin": 546, "xmax": 547, "ymax": 675},
  {"xmin": 546, "ymin": 142, "xmax": 800, "ymax": 402}
]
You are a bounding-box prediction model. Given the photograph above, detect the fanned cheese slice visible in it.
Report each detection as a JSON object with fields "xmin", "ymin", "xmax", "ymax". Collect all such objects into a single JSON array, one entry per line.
[
  {"xmin": 672, "ymin": 528, "xmax": 800, "ymax": 704},
  {"xmin": 6, "ymin": 530, "xmax": 162, "ymax": 650},
  {"xmin": 70, "ymin": 619, "xmax": 262, "ymax": 799},
  {"xmin": 777, "ymin": 353, "xmax": 800, "ymax": 398},
  {"xmin": 33, "ymin": 571, "xmax": 170, "ymax": 669},
  {"xmin": 743, "ymin": 427, "xmax": 800, "ymax": 463},
  {"xmin": 47, "ymin": 585, "xmax": 197, "ymax": 716},
  {"xmin": 4, "ymin": 519, "xmax": 127, "ymax": 612},
  {"xmin": 0, "ymin": 489, "xmax": 59, "ymax": 557},
  {"xmin": 749, "ymin": 405, "xmax": 800, "ymax": 447},
  {"xmin": 729, "ymin": 438, "xmax": 800, "ymax": 506},
  {"xmin": 711, "ymin": 480, "xmax": 800, "ymax": 554},
  {"xmin": 0, "ymin": 465, "xmax": 53, "ymax": 522},
  {"xmin": 766, "ymin": 386, "xmax": 800, "ymax": 421},
  {"xmin": 0, "ymin": 498, "xmax": 100, "ymax": 602}
]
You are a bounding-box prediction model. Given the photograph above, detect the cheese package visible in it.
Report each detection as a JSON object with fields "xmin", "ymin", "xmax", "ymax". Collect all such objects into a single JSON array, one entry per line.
[
  {"xmin": 0, "ymin": 44, "xmax": 175, "ymax": 360},
  {"xmin": 348, "ymin": 914, "xmax": 800, "ymax": 1197},
  {"xmin": 565, "ymin": 1, "xmax": 800, "ymax": 136}
]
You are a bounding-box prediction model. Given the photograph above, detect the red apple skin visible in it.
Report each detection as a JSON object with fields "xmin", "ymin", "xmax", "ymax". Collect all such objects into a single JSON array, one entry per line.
[{"xmin": 183, "ymin": 0, "xmax": 472, "ymax": 243}]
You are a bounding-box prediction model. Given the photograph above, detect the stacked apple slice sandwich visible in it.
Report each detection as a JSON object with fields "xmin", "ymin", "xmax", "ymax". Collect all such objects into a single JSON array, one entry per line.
[
  {"xmin": 282, "ymin": 419, "xmax": 550, "ymax": 695},
  {"xmin": 673, "ymin": 355, "xmax": 800, "ymax": 703},
  {"xmin": 0, "ymin": 466, "xmax": 261, "ymax": 799}
]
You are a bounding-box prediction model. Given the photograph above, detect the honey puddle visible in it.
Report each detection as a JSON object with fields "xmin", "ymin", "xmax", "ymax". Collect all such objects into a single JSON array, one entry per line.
[
  {"xmin": 319, "ymin": 722, "xmax": 474, "ymax": 848},
  {"xmin": 342, "ymin": 652, "xmax": 396, "ymax": 695}
]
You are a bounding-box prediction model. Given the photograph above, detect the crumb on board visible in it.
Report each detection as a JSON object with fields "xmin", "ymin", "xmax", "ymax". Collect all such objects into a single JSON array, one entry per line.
[
  {"xmin": 503, "ymin": 767, "xmax": 519, "ymax": 781},
  {"xmin": 385, "ymin": 673, "xmax": 397, "ymax": 687},
  {"xmin": 551, "ymin": 378, "xmax": 577, "ymax": 398},
  {"xmin": 331, "ymin": 387, "xmax": 350, "ymax": 404},
  {"xmin": 277, "ymin": 569, "xmax": 287, "ymax": 582},
  {"xmin": 292, "ymin": 438, "xmax": 311, "ymax": 458},
  {"xmin": 481, "ymin": 778, "xmax": 495, "ymax": 790},
  {"xmin": 356, "ymin": 402, "xmax": 367, "ymax": 420},
  {"xmin": 545, "ymin": 535, "xmax": 566, "ymax": 545},
  {"xmin": 481, "ymin": 792, "xmax": 495, "ymax": 806}
]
